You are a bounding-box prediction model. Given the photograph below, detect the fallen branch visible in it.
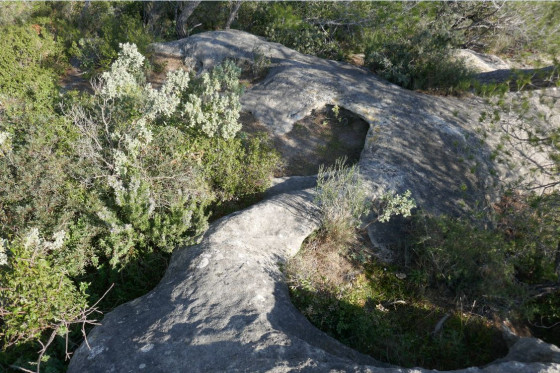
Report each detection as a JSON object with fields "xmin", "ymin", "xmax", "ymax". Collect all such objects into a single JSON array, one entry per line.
[
  {"xmin": 529, "ymin": 319, "xmax": 560, "ymax": 329},
  {"xmin": 9, "ymin": 365, "xmax": 35, "ymax": 373},
  {"xmin": 34, "ymin": 283, "xmax": 114, "ymax": 373},
  {"xmin": 432, "ymin": 314, "xmax": 451, "ymax": 335},
  {"xmin": 383, "ymin": 300, "xmax": 407, "ymax": 308},
  {"xmin": 529, "ymin": 283, "xmax": 560, "ymax": 299}
]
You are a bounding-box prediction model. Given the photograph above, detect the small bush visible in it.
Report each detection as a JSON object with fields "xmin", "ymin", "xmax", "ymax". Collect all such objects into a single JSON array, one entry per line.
[
  {"xmin": 251, "ymin": 45, "xmax": 271, "ymax": 79},
  {"xmin": 0, "ymin": 2, "xmax": 32, "ymax": 26},
  {"xmin": 255, "ymin": 3, "xmax": 342, "ymax": 59},
  {"xmin": 314, "ymin": 158, "xmax": 369, "ymax": 241},
  {"xmin": 409, "ymin": 214, "xmax": 518, "ymax": 302},
  {"xmin": 495, "ymin": 193, "xmax": 560, "ymax": 283},
  {"xmin": 196, "ymin": 133, "xmax": 280, "ymax": 203},
  {"xmin": 314, "ymin": 158, "xmax": 417, "ymax": 245},
  {"xmin": 365, "ymin": 29, "xmax": 473, "ymax": 93},
  {"xmin": 376, "ymin": 190, "xmax": 416, "ymax": 223},
  {"xmin": 69, "ymin": 5, "xmax": 154, "ymax": 74},
  {"xmin": 68, "ymin": 44, "xmax": 250, "ymax": 268},
  {"xmin": 0, "ymin": 112, "xmax": 85, "ymax": 250},
  {"xmin": 0, "ymin": 24, "xmax": 64, "ymax": 110},
  {"xmin": 0, "ymin": 230, "xmax": 89, "ymax": 348}
]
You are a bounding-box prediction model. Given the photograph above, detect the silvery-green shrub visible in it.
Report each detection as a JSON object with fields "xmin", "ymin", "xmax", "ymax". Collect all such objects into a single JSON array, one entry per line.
[
  {"xmin": 315, "ymin": 158, "xmax": 417, "ymax": 236},
  {"xmin": 377, "ymin": 190, "xmax": 416, "ymax": 223},
  {"xmin": 70, "ymin": 44, "xmax": 247, "ymax": 267}
]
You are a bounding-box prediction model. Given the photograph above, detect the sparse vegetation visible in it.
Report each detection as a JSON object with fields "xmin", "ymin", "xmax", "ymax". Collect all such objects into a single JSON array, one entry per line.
[
  {"xmin": 287, "ymin": 188, "xmax": 559, "ymax": 369},
  {"xmin": 286, "ymin": 157, "xmax": 558, "ymax": 368},
  {"xmin": 250, "ymin": 45, "xmax": 271, "ymax": 80},
  {"xmin": 287, "ymin": 161, "xmax": 508, "ymax": 370},
  {"xmin": 314, "ymin": 158, "xmax": 370, "ymax": 240}
]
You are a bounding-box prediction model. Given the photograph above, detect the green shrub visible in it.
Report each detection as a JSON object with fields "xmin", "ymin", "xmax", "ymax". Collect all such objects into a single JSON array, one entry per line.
[
  {"xmin": 67, "ymin": 44, "xmax": 255, "ymax": 267},
  {"xmin": 0, "ymin": 2, "xmax": 32, "ymax": 26},
  {"xmin": 376, "ymin": 190, "xmax": 416, "ymax": 223},
  {"xmin": 365, "ymin": 28, "xmax": 473, "ymax": 93},
  {"xmin": 409, "ymin": 197, "xmax": 558, "ymax": 298},
  {"xmin": 314, "ymin": 158, "xmax": 416, "ymax": 244},
  {"xmin": 0, "ymin": 24, "xmax": 64, "ymax": 110},
  {"xmin": 251, "ymin": 45, "xmax": 271, "ymax": 79},
  {"xmin": 0, "ymin": 230, "xmax": 89, "ymax": 348},
  {"xmin": 250, "ymin": 3, "xmax": 342, "ymax": 59},
  {"xmin": 410, "ymin": 214, "xmax": 518, "ymax": 302},
  {"xmin": 196, "ymin": 133, "xmax": 279, "ymax": 203},
  {"xmin": 181, "ymin": 59, "xmax": 244, "ymax": 139},
  {"xmin": 1, "ymin": 39, "xmax": 279, "ymax": 370},
  {"xmin": 495, "ymin": 193, "xmax": 560, "ymax": 284},
  {"xmin": 67, "ymin": 3, "xmax": 153, "ymax": 74},
  {"xmin": 314, "ymin": 158, "xmax": 369, "ymax": 240},
  {"xmin": 287, "ymin": 229, "xmax": 508, "ymax": 370}
]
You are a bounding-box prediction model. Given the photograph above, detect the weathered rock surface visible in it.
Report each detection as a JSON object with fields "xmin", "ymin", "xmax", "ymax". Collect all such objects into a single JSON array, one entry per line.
[
  {"xmin": 454, "ymin": 49, "xmax": 557, "ymax": 89},
  {"xmin": 151, "ymin": 30, "xmax": 557, "ymax": 213},
  {"xmin": 68, "ymin": 189, "xmax": 389, "ymax": 372},
  {"xmin": 70, "ymin": 31, "xmax": 560, "ymax": 372},
  {"xmin": 475, "ymin": 65, "xmax": 558, "ymax": 88},
  {"xmin": 68, "ymin": 187, "xmax": 560, "ymax": 373},
  {"xmin": 454, "ymin": 49, "xmax": 511, "ymax": 73}
]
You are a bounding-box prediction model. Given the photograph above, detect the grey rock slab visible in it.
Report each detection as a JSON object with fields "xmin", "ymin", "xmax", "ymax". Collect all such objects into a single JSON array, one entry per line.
[
  {"xmin": 501, "ymin": 338, "xmax": 560, "ymax": 364},
  {"xmin": 151, "ymin": 30, "xmax": 557, "ymax": 218},
  {"xmin": 68, "ymin": 189, "xmax": 383, "ymax": 372},
  {"xmin": 454, "ymin": 49, "xmax": 511, "ymax": 73},
  {"xmin": 70, "ymin": 31, "xmax": 560, "ymax": 372},
  {"xmin": 474, "ymin": 66, "xmax": 557, "ymax": 87},
  {"xmin": 265, "ymin": 176, "xmax": 317, "ymax": 198},
  {"xmin": 68, "ymin": 187, "xmax": 560, "ymax": 373}
]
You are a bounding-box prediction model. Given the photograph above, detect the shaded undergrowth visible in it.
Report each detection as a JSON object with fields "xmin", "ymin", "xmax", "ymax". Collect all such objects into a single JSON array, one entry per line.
[
  {"xmin": 286, "ymin": 164, "xmax": 559, "ymax": 369},
  {"xmin": 285, "ymin": 229, "xmax": 508, "ymax": 370}
]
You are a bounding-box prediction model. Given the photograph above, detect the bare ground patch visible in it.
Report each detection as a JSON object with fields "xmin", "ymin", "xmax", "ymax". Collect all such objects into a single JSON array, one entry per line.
[
  {"xmin": 59, "ymin": 64, "xmax": 93, "ymax": 94},
  {"xmin": 147, "ymin": 53, "xmax": 189, "ymax": 88}
]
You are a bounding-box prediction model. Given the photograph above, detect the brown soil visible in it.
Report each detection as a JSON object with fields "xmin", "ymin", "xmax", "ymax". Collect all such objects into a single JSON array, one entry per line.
[
  {"xmin": 59, "ymin": 53, "xmax": 190, "ymax": 93},
  {"xmin": 147, "ymin": 54, "xmax": 189, "ymax": 89},
  {"xmin": 286, "ymin": 230, "xmax": 374, "ymax": 292},
  {"xmin": 59, "ymin": 65, "xmax": 93, "ymax": 94},
  {"xmin": 241, "ymin": 105, "xmax": 370, "ymax": 177},
  {"xmin": 347, "ymin": 53, "xmax": 365, "ymax": 67}
]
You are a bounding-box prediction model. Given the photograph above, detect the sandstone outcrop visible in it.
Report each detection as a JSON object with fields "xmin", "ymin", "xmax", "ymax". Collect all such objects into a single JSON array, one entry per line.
[
  {"xmin": 69, "ymin": 31, "xmax": 560, "ymax": 373},
  {"xmin": 454, "ymin": 49, "xmax": 510, "ymax": 73}
]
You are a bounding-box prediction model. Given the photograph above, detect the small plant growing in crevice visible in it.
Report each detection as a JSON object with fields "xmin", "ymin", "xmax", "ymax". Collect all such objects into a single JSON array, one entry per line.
[
  {"xmin": 375, "ymin": 190, "xmax": 416, "ymax": 223},
  {"xmin": 314, "ymin": 157, "xmax": 369, "ymax": 242},
  {"xmin": 314, "ymin": 157, "xmax": 416, "ymax": 244},
  {"xmin": 251, "ymin": 45, "xmax": 271, "ymax": 79},
  {"xmin": 332, "ymin": 104, "xmax": 340, "ymax": 121}
]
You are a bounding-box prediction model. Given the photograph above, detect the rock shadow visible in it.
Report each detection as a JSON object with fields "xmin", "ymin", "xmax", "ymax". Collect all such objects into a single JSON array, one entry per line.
[{"xmin": 241, "ymin": 105, "xmax": 369, "ymax": 177}]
